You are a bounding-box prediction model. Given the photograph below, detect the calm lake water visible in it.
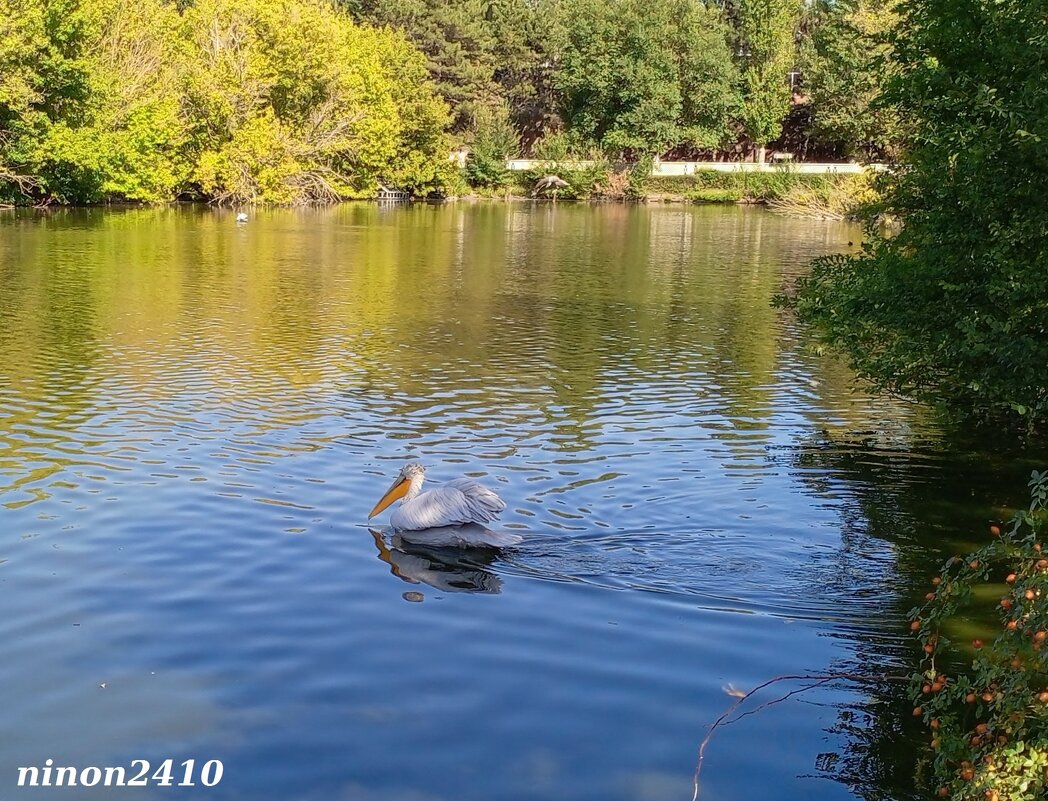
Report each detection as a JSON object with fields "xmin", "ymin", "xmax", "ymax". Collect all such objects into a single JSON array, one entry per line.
[{"xmin": 0, "ymin": 203, "xmax": 1043, "ymax": 801}]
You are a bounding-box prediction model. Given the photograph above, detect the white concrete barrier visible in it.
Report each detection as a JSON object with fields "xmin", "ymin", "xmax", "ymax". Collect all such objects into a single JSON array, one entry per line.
[{"xmin": 505, "ymin": 159, "xmax": 879, "ymax": 175}]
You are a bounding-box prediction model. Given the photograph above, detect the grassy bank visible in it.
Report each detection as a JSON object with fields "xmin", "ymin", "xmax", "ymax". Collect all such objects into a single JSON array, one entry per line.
[{"xmin": 465, "ymin": 168, "xmax": 878, "ymax": 219}]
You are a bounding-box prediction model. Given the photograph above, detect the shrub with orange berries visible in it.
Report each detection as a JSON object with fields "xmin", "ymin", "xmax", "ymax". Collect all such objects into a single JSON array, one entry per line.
[{"xmin": 908, "ymin": 471, "xmax": 1048, "ymax": 801}]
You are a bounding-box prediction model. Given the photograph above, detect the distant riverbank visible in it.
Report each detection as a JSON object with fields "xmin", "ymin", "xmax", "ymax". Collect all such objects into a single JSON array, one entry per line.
[
  {"xmin": 2, "ymin": 169, "xmax": 877, "ymax": 221},
  {"xmin": 462, "ymin": 169, "xmax": 878, "ymax": 220}
]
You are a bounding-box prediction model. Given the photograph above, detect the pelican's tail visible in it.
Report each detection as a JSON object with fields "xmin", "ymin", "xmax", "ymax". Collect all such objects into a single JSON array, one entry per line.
[{"xmin": 477, "ymin": 529, "xmax": 523, "ymax": 547}]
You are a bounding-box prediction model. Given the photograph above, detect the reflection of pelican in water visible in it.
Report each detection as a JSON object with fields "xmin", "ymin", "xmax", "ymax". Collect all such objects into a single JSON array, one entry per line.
[
  {"xmin": 368, "ymin": 462, "xmax": 522, "ymax": 547},
  {"xmin": 369, "ymin": 529, "xmax": 504, "ymax": 594}
]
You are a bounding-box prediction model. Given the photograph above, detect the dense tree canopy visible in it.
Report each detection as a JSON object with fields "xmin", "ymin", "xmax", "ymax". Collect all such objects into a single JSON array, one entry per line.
[
  {"xmin": 0, "ymin": 0, "xmax": 452, "ymax": 204},
  {"xmin": 0, "ymin": 0, "xmax": 187, "ymax": 202},
  {"xmin": 787, "ymin": 0, "xmax": 1048, "ymax": 432},
  {"xmin": 351, "ymin": 0, "xmax": 902, "ymax": 160},
  {"xmin": 737, "ymin": 0, "xmax": 802, "ymax": 161},
  {"xmin": 800, "ymin": 0, "xmax": 903, "ymax": 161},
  {"xmin": 0, "ymin": 0, "xmax": 923, "ymax": 204},
  {"xmin": 347, "ymin": 0, "xmax": 561, "ymax": 139},
  {"xmin": 554, "ymin": 0, "xmax": 739, "ymax": 155},
  {"xmin": 182, "ymin": 0, "xmax": 452, "ymax": 202}
]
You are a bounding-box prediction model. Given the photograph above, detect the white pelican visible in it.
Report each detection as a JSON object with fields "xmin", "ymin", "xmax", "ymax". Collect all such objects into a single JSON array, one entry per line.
[
  {"xmin": 368, "ymin": 462, "xmax": 521, "ymax": 547},
  {"xmin": 235, "ymin": 212, "xmax": 248, "ymax": 223}
]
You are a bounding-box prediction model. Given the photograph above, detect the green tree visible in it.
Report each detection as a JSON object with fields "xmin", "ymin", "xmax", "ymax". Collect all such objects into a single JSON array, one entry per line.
[
  {"xmin": 350, "ymin": 0, "xmax": 497, "ymax": 132},
  {"xmin": 1, "ymin": 0, "xmax": 452, "ymax": 204},
  {"xmin": 487, "ymin": 0, "xmax": 562, "ymax": 144},
  {"xmin": 785, "ymin": 0, "xmax": 1048, "ymax": 432},
  {"xmin": 554, "ymin": 0, "xmax": 739, "ymax": 155},
  {"xmin": 349, "ymin": 0, "xmax": 561, "ymax": 142},
  {"xmin": 464, "ymin": 101, "xmax": 518, "ymax": 188},
  {"xmin": 0, "ymin": 0, "xmax": 187, "ymax": 203},
  {"xmin": 737, "ymin": 0, "xmax": 801, "ymax": 162},
  {"xmin": 800, "ymin": 0, "xmax": 903, "ymax": 161},
  {"xmin": 181, "ymin": 0, "xmax": 452, "ymax": 203}
]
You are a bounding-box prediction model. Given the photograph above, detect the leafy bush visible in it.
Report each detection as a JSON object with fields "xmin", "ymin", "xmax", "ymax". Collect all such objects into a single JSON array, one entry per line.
[
  {"xmin": 784, "ymin": 0, "xmax": 1048, "ymax": 432},
  {"xmin": 908, "ymin": 471, "xmax": 1048, "ymax": 801},
  {"xmin": 645, "ymin": 169, "xmax": 870, "ymax": 208},
  {"xmin": 686, "ymin": 188, "xmax": 744, "ymax": 203},
  {"xmin": 530, "ymin": 131, "xmax": 577, "ymax": 163},
  {"xmin": 767, "ymin": 173, "xmax": 879, "ymax": 218}
]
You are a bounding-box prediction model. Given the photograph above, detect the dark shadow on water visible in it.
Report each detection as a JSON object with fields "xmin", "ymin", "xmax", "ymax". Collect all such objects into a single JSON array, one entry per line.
[
  {"xmin": 368, "ymin": 529, "xmax": 504, "ymax": 594},
  {"xmin": 780, "ymin": 431, "xmax": 1048, "ymax": 801}
]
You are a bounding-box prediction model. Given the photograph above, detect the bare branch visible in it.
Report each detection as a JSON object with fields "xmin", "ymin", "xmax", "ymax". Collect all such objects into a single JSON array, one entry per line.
[{"xmin": 691, "ymin": 672, "xmax": 906, "ymax": 801}]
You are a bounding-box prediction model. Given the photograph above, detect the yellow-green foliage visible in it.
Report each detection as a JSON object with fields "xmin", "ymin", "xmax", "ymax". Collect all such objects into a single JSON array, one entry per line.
[
  {"xmin": 0, "ymin": 0, "xmax": 452, "ymax": 204},
  {"xmin": 766, "ymin": 173, "xmax": 879, "ymax": 218},
  {"xmin": 1, "ymin": 0, "xmax": 187, "ymax": 202},
  {"xmin": 181, "ymin": 0, "xmax": 453, "ymax": 203}
]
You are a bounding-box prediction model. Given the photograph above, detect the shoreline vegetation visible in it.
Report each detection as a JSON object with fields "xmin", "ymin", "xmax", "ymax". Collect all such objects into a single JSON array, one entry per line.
[
  {"xmin": 0, "ymin": 167, "xmax": 880, "ymax": 220},
  {"xmin": 1, "ymin": 0, "xmax": 898, "ymax": 210},
  {"xmin": 464, "ymin": 168, "xmax": 878, "ymax": 219}
]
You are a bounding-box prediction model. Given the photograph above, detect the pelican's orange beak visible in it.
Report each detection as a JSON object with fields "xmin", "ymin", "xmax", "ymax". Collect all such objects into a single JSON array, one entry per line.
[{"xmin": 368, "ymin": 476, "xmax": 410, "ymax": 519}]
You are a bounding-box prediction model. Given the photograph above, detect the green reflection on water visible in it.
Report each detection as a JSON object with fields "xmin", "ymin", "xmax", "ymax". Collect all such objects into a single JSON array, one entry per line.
[{"xmin": 0, "ymin": 203, "xmax": 890, "ymax": 466}]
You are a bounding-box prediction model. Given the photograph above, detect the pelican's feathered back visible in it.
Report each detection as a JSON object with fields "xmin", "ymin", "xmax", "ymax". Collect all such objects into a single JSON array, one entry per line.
[{"xmin": 390, "ymin": 477, "xmax": 506, "ymax": 531}]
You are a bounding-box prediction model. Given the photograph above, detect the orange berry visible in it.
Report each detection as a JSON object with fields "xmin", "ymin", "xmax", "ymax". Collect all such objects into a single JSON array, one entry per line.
[
  {"xmin": 924, "ymin": 643, "xmax": 935, "ymax": 654},
  {"xmin": 913, "ymin": 706, "xmax": 923, "ymax": 716},
  {"xmin": 922, "ymin": 684, "xmax": 932, "ymax": 694},
  {"xmin": 910, "ymin": 620, "xmax": 922, "ymax": 631},
  {"xmin": 1034, "ymin": 631, "xmax": 1047, "ymax": 643},
  {"xmin": 930, "ymin": 718, "xmax": 940, "ymax": 730},
  {"xmin": 975, "ymin": 723, "xmax": 989, "ymax": 734},
  {"xmin": 1001, "ymin": 598, "xmax": 1013, "ymax": 610},
  {"xmin": 966, "ymin": 692, "xmax": 977, "ymax": 703},
  {"xmin": 1026, "ymin": 589, "xmax": 1037, "ymax": 600},
  {"xmin": 937, "ymin": 788, "xmax": 949, "ymax": 798},
  {"xmin": 932, "ymin": 576, "xmax": 942, "ymax": 585},
  {"xmin": 1006, "ymin": 573, "xmax": 1017, "ymax": 583},
  {"xmin": 990, "ymin": 524, "xmax": 1001, "ymax": 536},
  {"xmin": 1037, "ymin": 691, "xmax": 1048, "ymax": 703},
  {"xmin": 973, "ymin": 639, "xmax": 983, "ymax": 649},
  {"xmin": 970, "ymin": 560, "xmax": 980, "ymax": 569},
  {"xmin": 1007, "ymin": 620, "xmax": 1019, "ymax": 630},
  {"xmin": 961, "ymin": 767, "xmax": 975, "ymax": 781},
  {"xmin": 982, "ymin": 691, "xmax": 995, "ymax": 702},
  {"xmin": 1038, "ymin": 559, "xmax": 1048, "ymax": 569},
  {"xmin": 926, "ymin": 592, "xmax": 936, "ymax": 601}
]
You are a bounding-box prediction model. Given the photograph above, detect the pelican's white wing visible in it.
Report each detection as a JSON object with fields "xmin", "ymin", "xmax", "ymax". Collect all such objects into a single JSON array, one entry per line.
[
  {"xmin": 441, "ymin": 478, "xmax": 507, "ymax": 521},
  {"xmin": 390, "ymin": 479, "xmax": 506, "ymax": 531}
]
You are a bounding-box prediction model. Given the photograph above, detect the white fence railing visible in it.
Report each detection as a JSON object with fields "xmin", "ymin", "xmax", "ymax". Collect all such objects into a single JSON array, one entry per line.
[{"xmin": 505, "ymin": 159, "xmax": 878, "ymax": 175}]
